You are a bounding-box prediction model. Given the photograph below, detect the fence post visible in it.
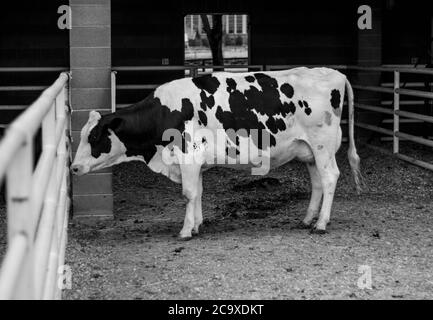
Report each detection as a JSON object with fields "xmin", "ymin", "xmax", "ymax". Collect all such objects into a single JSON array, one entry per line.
[
  {"xmin": 111, "ymin": 71, "xmax": 117, "ymax": 113},
  {"xmin": 393, "ymin": 71, "xmax": 400, "ymax": 154},
  {"xmin": 6, "ymin": 132, "xmax": 34, "ymax": 299}
]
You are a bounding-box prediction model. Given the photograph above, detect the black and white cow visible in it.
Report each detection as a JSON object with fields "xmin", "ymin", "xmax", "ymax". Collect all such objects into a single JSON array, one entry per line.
[{"xmin": 72, "ymin": 67, "xmax": 362, "ymax": 239}]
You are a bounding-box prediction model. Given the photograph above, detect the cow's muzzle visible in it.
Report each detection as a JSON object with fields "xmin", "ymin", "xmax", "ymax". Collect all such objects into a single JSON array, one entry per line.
[{"xmin": 70, "ymin": 164, "xmax": 86, "ymax": 176}]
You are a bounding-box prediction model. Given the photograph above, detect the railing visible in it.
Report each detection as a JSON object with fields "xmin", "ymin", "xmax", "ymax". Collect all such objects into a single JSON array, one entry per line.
[
  {"xmin": 344, "ymin": 66, "xmax": 433, "ymax": 171},
  {"xmin": 111, "ymin": 64, "xmax": 433, "ymax": 172},
  {"xmin": 111, "ymin": 65, "xmax": 263, "ymax": 110},
  {"xmin": 0, "ymin": 72, "xmax": 71, "ymax": 299},
  {"xmin": 0, "ymin": 67, "xmax": 68, "ymax": 129}
]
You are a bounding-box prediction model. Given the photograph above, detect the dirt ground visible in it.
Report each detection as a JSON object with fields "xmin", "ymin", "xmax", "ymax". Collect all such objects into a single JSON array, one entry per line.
[
  {"xmin": 1, "ymin": 143, "xmax": 432, "ymax": 299},
  {"xmin": 59, "ymin": 143, "xmax": 433, "ymax": 300}
]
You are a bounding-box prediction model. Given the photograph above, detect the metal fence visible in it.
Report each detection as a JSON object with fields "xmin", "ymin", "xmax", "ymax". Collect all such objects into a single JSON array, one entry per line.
[
  {"xmin": 112, "ymin": 64, "xmax": 433, "ymax": 172},
  {"xmin": 0, "ymin": 72, "xmax": 71, "ymax": 299},
  {"xmin": 347, "ymin": 66, "xmax": 433, "ymax": 171}
]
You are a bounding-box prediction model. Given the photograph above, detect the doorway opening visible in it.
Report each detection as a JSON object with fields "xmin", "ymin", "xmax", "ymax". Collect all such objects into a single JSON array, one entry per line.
[{"xmin": 184, "ymin": 14, "xmax": 249, "ymax": 75}]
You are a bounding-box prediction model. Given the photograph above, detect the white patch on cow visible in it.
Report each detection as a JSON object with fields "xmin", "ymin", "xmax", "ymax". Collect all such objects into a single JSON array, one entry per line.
[
  {"xmin": 148, "ymin": 145, "xmax": 182, "ymax": 183},
  {"xmin": 154, "ymin": 78, "xmax": 201, "ymax": 111}
]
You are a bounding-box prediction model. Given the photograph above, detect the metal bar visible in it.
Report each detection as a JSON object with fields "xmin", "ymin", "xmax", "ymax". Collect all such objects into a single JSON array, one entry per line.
[
  {"xmin": 111, "ymin": 71, "xmax": 116, "ymax": 113},
  {"xmin": 0, "ymin": 67, "xmax": 67, "ymax": 73},
  {"xmin": 395, "ymin": 88, "xmax": 433, "ymax": 99},
  {"xmin": 394, "ymin": 71, "xmax": 400, "ymax": 154},
  {"xmin": 0, "ymin": 105, "xmax": 27, "ymax": 111},
  {"xmin": 395, "ymin": 131, "xmax": 433, "ymax": 148},
  {"xmin": 345, "ymin": 65, "xmax": 433, "ymax": 75},
  {"xmin": 355, "ymin": 103, "xmax": 393, "ymax": 115},
  {"xmin": 112, "ymin": 65, "xmax": 263, "ymax": 72},
  {"xmin": 54, "ymin": 196, "xmax": 69, "ymax": 300},
  {"xmin": 355, "ymin": 122, "xmax": 394, "ymax": 136},
  {"xmin": 396, "ymin": 153, "xmax": 433, "ymax": 171},
  {"xmin": 381, "ymin": 100, "xmax": 424, "ymax": 106},
  {"xmin": 395, "ymin": 110, "xmax": 433, "ymax": 124},
  {"xmin": 0, "ymin": 86, "xmax": 47, "ymax": 91},
  {"xmin": 0, "ymin": 234, "xmax": 28, "ymax": 299},
  {"xmin": 0, "ymin": 72, "xmax": 71, "ymax": 300},
  {"xmin": 352, "ymin": 85, "xmax": 394, "ymax": 94},
  {"xmin": 34, "ymin": 155, "xmax": 62, "ymax": 298},
  {"xmin": 112, "ymin": 66, "xmax": 190, "ymax": 71},
  {"xmin": 265, "ymin": 65, "xmax": 347, "ymax": 71},
  {"xmin": 382, "ymin": 82, "xmax": 433, "ymax": 87},
  {"xmin": 116, "ymin": 84, "xmax": 159, "ymax": 90}
]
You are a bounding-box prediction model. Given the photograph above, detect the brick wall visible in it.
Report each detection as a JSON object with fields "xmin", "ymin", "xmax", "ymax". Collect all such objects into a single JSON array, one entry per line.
[{"xmin": 70, "ymin": 0, "xmax": 113, "ymax": 219}]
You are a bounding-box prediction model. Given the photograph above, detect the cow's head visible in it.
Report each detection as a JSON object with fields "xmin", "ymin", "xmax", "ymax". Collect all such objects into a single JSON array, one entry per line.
[{"xmin": 71, "ymin": 111, "xmax": 127, "ymax": 175}]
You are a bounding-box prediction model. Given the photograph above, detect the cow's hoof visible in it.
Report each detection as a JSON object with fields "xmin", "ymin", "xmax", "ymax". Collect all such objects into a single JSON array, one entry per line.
[
  {"xmin": 294, "ymin": 221, "xmax": 312, "ymax": 229},
  {"xmin": 178, "ymin": 234, "xmax": 193, "ymax": 241},
  {"xmin": 310, "ymin": 228, "xmax": 328, "ymax": 235},
  {"xmin": 191, "ymin": 229, "xmax": 199, "ymax": 236}
]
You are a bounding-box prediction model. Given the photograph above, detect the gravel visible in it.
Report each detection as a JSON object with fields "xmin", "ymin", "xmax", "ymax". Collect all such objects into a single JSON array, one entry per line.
[{"xmin": 1, "ymin": 142, "xmax": 433, "ymax": 299}]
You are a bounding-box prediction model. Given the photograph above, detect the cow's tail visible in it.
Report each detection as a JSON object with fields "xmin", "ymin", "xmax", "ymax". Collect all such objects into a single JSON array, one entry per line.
[{"xmin": 345, "ymin": 77, "xmax": 364, "ymax": 194}]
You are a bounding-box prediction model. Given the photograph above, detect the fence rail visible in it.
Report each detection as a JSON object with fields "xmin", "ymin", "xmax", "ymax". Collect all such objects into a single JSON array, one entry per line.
[
  {"xmin": 346, "ymin": 66, "xmax": 433, "ymax": 171},
  {"xmin": 0, "ymin": 72, "xmax": 71, "ymax": 300}
]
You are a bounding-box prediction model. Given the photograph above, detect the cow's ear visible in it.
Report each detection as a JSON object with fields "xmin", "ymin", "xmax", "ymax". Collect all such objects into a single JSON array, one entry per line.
[{"xmin": 89, "ymin": 110, "xmax": 101, "ymax": 122}]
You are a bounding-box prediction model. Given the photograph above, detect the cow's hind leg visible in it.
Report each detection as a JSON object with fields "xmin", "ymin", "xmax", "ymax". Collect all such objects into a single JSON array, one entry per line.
[
  {"xmin": 300, "ymin": 162, "xmax": 323, "ymax": 228},
  {"xmin": 192, "ymin": 172, "xmax": 203, "ymax": 235},
  {"xmin": 179, "ymin": 164, "xmax": 201, "ymax": 240},
  {"xmin": 310, "ymin": 149, "xmax": 340, "ymax": 234}
]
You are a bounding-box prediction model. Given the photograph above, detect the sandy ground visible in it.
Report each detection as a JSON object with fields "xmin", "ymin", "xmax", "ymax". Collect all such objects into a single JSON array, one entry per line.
[
  {"xmin": 61, "ymin": 143, "xmax": 433, "ymax": 300},
  {"xmin": 1, "ymin": 143, "xmax": 432, "ymax": 299}
]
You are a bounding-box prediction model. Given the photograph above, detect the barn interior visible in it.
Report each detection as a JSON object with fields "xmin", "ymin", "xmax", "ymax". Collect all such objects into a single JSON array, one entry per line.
[{"xmin": 0, "ymin": 0, "xmax": 432, "ymax": 299}]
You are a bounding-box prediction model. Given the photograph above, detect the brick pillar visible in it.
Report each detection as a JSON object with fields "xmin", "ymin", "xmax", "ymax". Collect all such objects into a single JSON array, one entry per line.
[
  {"xmin": 70, "ymin": 0, "xmax": 113, "ymax": 219},
  {"xmin": 355, "ymin": 2, "xmax": 383, "ymax": 139}
]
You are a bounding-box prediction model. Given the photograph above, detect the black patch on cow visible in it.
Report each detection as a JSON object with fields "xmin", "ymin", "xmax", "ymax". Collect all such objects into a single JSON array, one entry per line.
[
  {"xmin": 88, "ymin": 125, "xmax": 112, "ymax": 158},
  {"xmin": 330, "ymin": 89, "xmax": 341, "ymax": 109},
  {"xmin": 280, "ymin": 83, "xmax": 294, "ymax": 99},
  {"xmin": 192, "ymin": 74, "xmax": 220, "ymax": 94},
  {"xmin": 199, "ymin": 90, "xmax": 215, "ymax": 111},
  {"xmin": 296, "ymin": 100, "xmax": 312, "ymax": 115},
  {"xmin": 215, "ymin": 72, "xmax": 296, "ymax": 149},
  {"xmin": 245, "ymin": 75, "xmax": 255, "ymax": 83},
  {"xmin": 89, "ymin": 93, "xmax": 194, "ymax": 163},
  {"xmin": 286, "ymin": 101, "xmax": 296, "ymax": 114},
  {"xmin": 198, "ymin": 110, "xmax": 208, "ymax": 126},
  {"xmin": 298, "ymin": 100, "xmax": 304, "ymax": 108},
  {"xmin": 226, "ymin": 78, "xmax": 237, "ymax": 93},
  {"xmin": 303, "ymin": 101, "xmax": 312, "ymax": 115}
]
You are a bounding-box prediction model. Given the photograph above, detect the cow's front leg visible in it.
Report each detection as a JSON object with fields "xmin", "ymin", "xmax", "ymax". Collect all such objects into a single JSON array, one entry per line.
[
  {"xmin": 179, "ymin": 164, "xmax": 201, "ymax": 240},
  {"xmin": 192, "ymin": 172, "xmax": 203, "ymax": 235}
]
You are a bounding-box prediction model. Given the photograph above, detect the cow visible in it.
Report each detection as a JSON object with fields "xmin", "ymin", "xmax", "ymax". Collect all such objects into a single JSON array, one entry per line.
[{"xmin": 71, "ymin": 67, "xmax": 362, "ymax": 239}]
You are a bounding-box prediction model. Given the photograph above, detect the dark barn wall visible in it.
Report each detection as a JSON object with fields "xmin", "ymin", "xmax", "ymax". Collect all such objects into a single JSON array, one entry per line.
[
  {"xmin": 383, "ymin": 1, "xmax": 431, "ymax": 65},
  {"xmin": 0, "ymin": 1, "xmax": 69, "ymax": 126},
  {"xmin": 111, "ymin": 0, "xmax": 359, "ymax": 104},
  {"xmin": 249, "ymin": 2, "xmax": 358, "ymax": 66},
  {"xmin": 0, "ymin": 1, "xmax": 69, "ymax": 68},
  {"xmin": 112, "ymin": 0, "xmax": 358, "ymax": 67}
]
